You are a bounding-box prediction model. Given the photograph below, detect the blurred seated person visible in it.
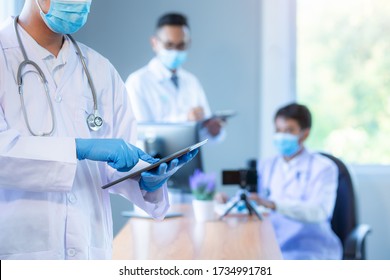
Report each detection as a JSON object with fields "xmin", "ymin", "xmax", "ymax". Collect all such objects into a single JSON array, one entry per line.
[
  {"xmin": 217, "ymin": 103, "xmax": 342, "ymax": 259},
  {"xmin": 125, "ymin": 12, "xmax": 224, "ymax": 141}
]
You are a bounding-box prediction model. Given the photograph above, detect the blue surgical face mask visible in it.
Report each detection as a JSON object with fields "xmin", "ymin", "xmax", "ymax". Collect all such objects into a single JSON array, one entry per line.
[
  {"xmin": 158, "ymin": 49, "xmax": 188, "ymax": 70},
  {"xmin": 36, "ymin": 0, "xmax": 91, "ymax": 34},
  {"xmin": 273, "ymin": 133, "xmax": 301, "ymax": 157}
]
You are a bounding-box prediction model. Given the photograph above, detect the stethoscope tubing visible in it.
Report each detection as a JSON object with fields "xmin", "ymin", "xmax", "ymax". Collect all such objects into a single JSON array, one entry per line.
[
  {"xmin": 264, "ymin": 152, "xmax": 314, "ymax": 199},
  {"xmin": 13, "ymin": 16, "xmax": 101, "ymax": 136}
]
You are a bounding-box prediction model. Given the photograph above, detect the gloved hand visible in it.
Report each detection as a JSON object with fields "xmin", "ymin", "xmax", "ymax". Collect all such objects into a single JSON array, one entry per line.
[
  {"xmin": 76, "ymin": 138, "xmax": 157, "ymax": 172},
  {"xmin": 139, "ymin": 149, "xmax": 199, "ymax": 192}
]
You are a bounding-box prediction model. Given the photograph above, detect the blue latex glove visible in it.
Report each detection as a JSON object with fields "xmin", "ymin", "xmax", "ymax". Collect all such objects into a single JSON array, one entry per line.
[
  {"xmin": 139, "ymin": 149, "xmax": 199, "ymax": 192},
  {"xmin": 76, "ymin": 138, "xmax": 157, "ymax": 172}
]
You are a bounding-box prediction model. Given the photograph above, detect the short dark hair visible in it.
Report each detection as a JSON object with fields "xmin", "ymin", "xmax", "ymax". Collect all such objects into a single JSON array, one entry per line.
[
  {"xmin": 274, "ymin": 103, "xmax": 312, "ymax": 130},
  {"xmin": 156, "ymin": 13, "xmax": 189, "ymax": 29}
]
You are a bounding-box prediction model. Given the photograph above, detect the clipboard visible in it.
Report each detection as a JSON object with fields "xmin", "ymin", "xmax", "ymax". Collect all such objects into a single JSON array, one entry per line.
[
  {"xmin": 203, "ymin": 110, "xmax": 237, "ymax": 123},
  {"xmin": 101, "ymin": 139, "xmax": 208, "ymax": 189}
]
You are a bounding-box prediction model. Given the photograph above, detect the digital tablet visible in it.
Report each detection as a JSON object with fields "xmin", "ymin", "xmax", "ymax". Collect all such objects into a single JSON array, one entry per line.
[
  {"xmin": 121, "ymin": 211, "xmax": 183, "ymax": 219},
  {"xmin": 203, "ymin": 110, "xmax": 237, "ymax": 123},
  {"xmin": 101, "ymin": 139, "xmax": 208, "ymax": 189}
]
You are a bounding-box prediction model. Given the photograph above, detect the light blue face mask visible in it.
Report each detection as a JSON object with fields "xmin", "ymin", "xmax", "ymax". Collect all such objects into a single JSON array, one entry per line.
[
  {"xmin": 36, "ymin": 0, "xmax": 91, "ymax": 34},
  {"xmin": 273, "ymin": 133, "xmax": 301, "ymax": 157},
  {"xmin": 158, "ymin": 49, "xmax": 188, "ymax": 70}
]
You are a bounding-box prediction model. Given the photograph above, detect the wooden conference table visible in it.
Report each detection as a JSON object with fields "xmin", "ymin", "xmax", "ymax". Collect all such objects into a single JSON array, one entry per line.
[{"xmin": 113, "ymin": 204, "xmax": 282, "ymax": 260}]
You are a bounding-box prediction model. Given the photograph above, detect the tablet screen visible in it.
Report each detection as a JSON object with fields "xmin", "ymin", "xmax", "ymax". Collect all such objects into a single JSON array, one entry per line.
[{"xmin": 101, "ymin": 139, "xmax": 208, "ymax": 189}]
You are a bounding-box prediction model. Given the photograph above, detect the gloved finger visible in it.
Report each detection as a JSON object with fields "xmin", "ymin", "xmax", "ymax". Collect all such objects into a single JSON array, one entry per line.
[
  {"xmin": 139, "ymin": 177, "xmax": 166, "ymax": 192},
  {"xmin": 186, "ymin": 149, "xmax": 199, "ymax": 160},
  {"xmin": 178, "ymin": 148, "xmax": 198, "ymax": 165},
  {"xmin": 157, "ymin": 162, "xmax": 168, "ymax": 175},
  {"xmin": 190, "ymin": 149, "xmax": 199, "ymax": 157},
  {"xmin": 167, "ymin": 158, "xmax": 179, "ymax": 172},
  {"xmin": 140, "ymin": 162, "xmax": 167, "ymax": 178},
  {"xmin": 116, "ymin": 146, "xmax": 138, "ymax": 172},
  {"xmin": 137, "ymin": 147, "xmax": 159, "ymax": 164},
  {"xmin": 125, "ymin": 149, "xmax": 138, "ymax": 171}
]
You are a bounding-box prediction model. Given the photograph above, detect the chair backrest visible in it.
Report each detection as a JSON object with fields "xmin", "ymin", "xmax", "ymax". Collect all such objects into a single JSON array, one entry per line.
[{"xmin": 319, "ymin": 153, "xmax": 357, "ymax": 246}]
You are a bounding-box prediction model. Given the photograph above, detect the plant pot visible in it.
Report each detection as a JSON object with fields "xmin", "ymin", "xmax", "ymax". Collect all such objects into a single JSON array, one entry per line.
[{"xmin": 192, "ymin": 199, "xmax": 216, "ymax": 222}]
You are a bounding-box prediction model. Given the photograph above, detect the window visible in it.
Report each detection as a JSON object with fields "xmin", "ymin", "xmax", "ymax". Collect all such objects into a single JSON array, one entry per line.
[{"xmin": 297, "ymin": 0, "xmax": 390, "ymax": 164}]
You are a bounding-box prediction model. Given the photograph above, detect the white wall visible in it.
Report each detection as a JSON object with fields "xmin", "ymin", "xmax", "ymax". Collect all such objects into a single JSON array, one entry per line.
[{"xmin": 259, "ymin": 0, "xmax": 296, "ymax": 159}]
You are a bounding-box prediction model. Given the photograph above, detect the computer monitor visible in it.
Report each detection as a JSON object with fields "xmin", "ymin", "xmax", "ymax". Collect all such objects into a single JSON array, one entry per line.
[{"xmin": 136, "ymin": 122, "xmax": 203, "ymax": 193}]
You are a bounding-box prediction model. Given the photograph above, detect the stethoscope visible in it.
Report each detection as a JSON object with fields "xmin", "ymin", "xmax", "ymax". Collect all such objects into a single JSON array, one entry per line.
[
  {"xmin": 263, "ymin": 153, "xmax": 314, "ymax": 199},
  {"xmin": 13, "ymin": 16, "xmax": 103, "ymax": 136}
]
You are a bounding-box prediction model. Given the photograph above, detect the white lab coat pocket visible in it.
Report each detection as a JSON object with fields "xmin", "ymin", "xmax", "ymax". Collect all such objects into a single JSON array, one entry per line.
[
  {"xmin": 88, "ymin": 246, "xmax": 111, "ymax": 260},
  {"xmin": 76, "ymin": 94, "xmax": 106, "ymax": 137},
  {"xmin": 77, "ymin": 94, "xmax": 94, "ymax": 122},
  {"xmin": 0, "ymin": 195, "xmax": 52, "ymax": 258}
]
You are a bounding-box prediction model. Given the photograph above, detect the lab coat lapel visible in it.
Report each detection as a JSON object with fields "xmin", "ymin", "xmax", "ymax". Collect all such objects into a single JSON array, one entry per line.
[
  {"xmin": 4, "ymin": 18, "xmax": 79, "ymax": 100},
  {"xmin": 55, "ymin": 39, "xmax": 79, "ymax": 95},
  {"xmin": 275, "ymin": 150, "xmax": 311, "ymax": 197},
  {"xmin": 279, "ymin": 157, "xmax": 297, "ymax": 187},
  {"xmin": 9, "ymin": 18, "xmax": 58, "ymax": 97},
  {"xmin": 294, "ymin": 149, "xmax": 311, "ymax": 182},
  {"xmin": 150, "ymin": 57, "xmax": 178, "ymax": 93},
  {"xmin": 285, "ymin": 150, "xmax": 312, "ymax": 199}
]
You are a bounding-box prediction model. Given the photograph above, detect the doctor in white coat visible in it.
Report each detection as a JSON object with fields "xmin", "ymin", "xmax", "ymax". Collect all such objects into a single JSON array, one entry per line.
[
  {"xmin": 250, "ymin": 103, "xmax": 343, "ymax": 259},
  {"xmin": 0, "ymin": 0, "xmax": 196, "ymax": 260},
  {"xmin": 125, "ymin": 13, "xmax": 225, "ymax": 141}
]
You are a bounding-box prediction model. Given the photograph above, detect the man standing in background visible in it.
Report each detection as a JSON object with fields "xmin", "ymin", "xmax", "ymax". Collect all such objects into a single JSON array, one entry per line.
[{"xmin": 125, "ymin": 12, "xmax": 225, "ymax": 141}]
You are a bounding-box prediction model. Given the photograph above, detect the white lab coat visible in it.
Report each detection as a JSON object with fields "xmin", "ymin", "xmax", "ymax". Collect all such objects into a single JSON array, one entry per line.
[
  {"xmin": 125, "ymin": 57, "xmax": 212, "ymax": 122},
  {"xmin": 258, "ymin": 149, "xmax": 343, "ymax": 259},
  {"xmin": 125, "ymin": 58, "xmax": 225, "ymax": 142},
  {"xmin": 0, "ymin": 18, "xmax": 169, "ymax": 260}
]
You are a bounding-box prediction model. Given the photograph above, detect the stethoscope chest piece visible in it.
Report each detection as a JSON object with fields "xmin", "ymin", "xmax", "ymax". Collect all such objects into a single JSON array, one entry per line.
[{"xmin": 87, "ymin": 110, "xmax": 103, "ymax": 131}]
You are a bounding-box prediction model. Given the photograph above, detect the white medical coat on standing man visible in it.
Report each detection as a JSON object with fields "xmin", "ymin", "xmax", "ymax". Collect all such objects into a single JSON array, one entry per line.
[
  {"xmin": 0, "ymin": 17, "xmax": 169, "ymax": 260},
  {"xmin": 125, "ymin": 13, "xmax": 225, "ymax": 141},
  {"xmin": 126, "ymin": 57, "xmax": 212, "ymax": 124}
]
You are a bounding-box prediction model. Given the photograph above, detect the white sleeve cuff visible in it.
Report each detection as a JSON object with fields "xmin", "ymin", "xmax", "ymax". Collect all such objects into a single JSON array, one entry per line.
[
  {"xmin": 109, "ymin": 179, "xmax": 170, "ymax": 220},
  {"xmin": 0, "ymin": 136, "xmax": 77, "ymax": 192},
  {"xmin": 275, "ymin": 200, "xmax": 329, "ymax": 223}
]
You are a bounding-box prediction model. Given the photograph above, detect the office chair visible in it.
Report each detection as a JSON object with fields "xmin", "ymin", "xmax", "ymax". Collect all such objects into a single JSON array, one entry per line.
[{"xmin": 320, "ymin": 153, "xmax": 372, "ymax": 260}]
